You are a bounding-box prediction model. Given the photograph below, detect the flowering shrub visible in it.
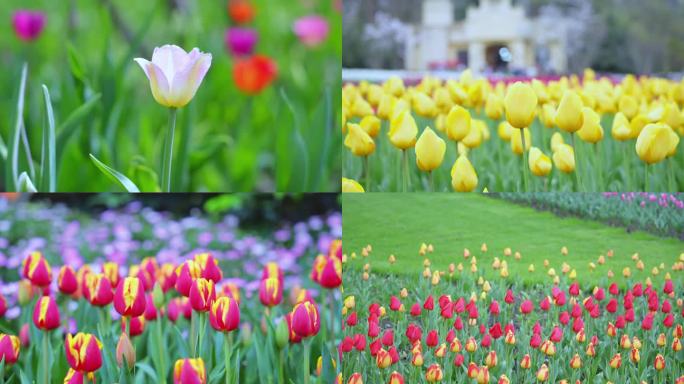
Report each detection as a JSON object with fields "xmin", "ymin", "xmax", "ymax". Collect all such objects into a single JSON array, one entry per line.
[
  {"xmin": 494, "ymin": 192, "xmax": 684, "ymax": 239},
  {"xmin": 0, "ymin": 197, "xmax": 342, "ymax": 383},
  {"xmin": 341, "ymin": 242, "xmax": 684, "ymax": 383}
]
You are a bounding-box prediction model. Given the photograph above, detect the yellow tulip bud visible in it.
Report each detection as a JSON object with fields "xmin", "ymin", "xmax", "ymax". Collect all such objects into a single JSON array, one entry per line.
[
  {"xmin": 485, "ymin": 94, "xmax": 504, "ymax": 120},
  {"xmin": 510, "ymin": 128, "xmax": 531, "ymax": 155},
  {"xmin": 630, "ymin": 115, "xmax": 649, "ymax": 138},
  {"xmin": 377, "ymin": 93, "xmax": 394, "ymax": 120},
  {"xmin": 412, "ymin": 92, "xmax": 438, "ymax": 118},
  {"xmin": 550, "ymin": 132, "xmax": 565, "ymax": 152},
  {"xmin": 451, "ymin": 155, "xmax": 478, "ymax": 192},
  {"xmin": 462, "ymin": 120, "xmax": 484, "ymax": 149},
  {"xmin": 498, "ymin": 121, "xmax": 513, "ymax": 141},
  {"xmin": 388, "ymin": 110, "xmax": 418, "ymax": 150},
  {"xmin": 611, "ymin": 112, "xmax": 632, "ymax": 141},
  {"xmin": 636, "ymin": 123, "xmax": 674, "ymax": 164},
  {"xmin": 619, "ymin": 95, "xmax": 639, "ymax": 119},
  {"xmin": 553, "ymin": 143, "xmax": 576, "ymax": 173},
  {"xmin": 528, "ymin": 147, "xmax": 552, "ymax": 177},
  {"xmin": 344, "ymin": 124, "xmax": 375, "ymax": 157},
  {"xmin": 504, "ymin": 82, "xmax": 538, "ymax": 129},
  {"xmin": 360, "ymin": 115, "xmax": 381, "ymax": 137},
  {"xmin": 415, "ymin": 127, "xmax": 446, "ymax": 172},
  {"xmin": 577, "ymin": 107, "xmax": 604, "ymax": 143},
  {"xmin": 540, "ymin": 104, "xmax": 557, "ymax": 128},
  {"xmin": 434, "ymin": 87, "xmax": 453, "ymax": 112},
  {"xmin": 384, "ymin": 76, "xmax": 405, "ymax": 97},
  {"xmin": 342, "ymin": 178, "xmax": 364, "ymax": 193},
  {"xmin": 556, "ymin": 90, "xmax": 584, "ymax": 133},
  {"xmin": 446, "ymin": 105, "xmax": 472, "ymax": 142},
  {"xmin": 351, "ymin": 96, "xmax": 374, "ymax": 118}
]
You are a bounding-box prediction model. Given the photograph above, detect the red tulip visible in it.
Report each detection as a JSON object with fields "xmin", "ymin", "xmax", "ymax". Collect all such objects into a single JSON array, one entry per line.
[
  {"xmin": 369, "ymin": 339, "xmax": 381, "ymax": 356},
  {"xmin": 0, "ymin": 333, "xmax": 20, "ymax": 365},
  {"xmin": 426, "ymin": 330, "xmax": 439, "ymax": 347},
  {"xmin": 489, "ymin": 300, "xmax": 500, "ymax": 315},
  {"xmin": 662, "ymin": 300, "xmax": 672, "ymax": 313},
  {"xmin": 103, "ymin": 262, "xmax": 121, "ymax": 288},
  {"xmin": 368, "ymin": 320, "xmax": 380, "ymax": 338},
  {"xmin": 489, "ymin": 323, "xmax": 503, "ymax": 339},
  {"xmin": 144, "ymin": 294, "xmax": 158, "ymax": 321},
  {"xmin": 58, "ymin": 266, "xmax": 78, "ymax": 295},
  {"xmin": 453, "ymin": 317, "xmax": 463, "ymax": 330},
  {"xmin": 530, "ymin": 333, "xmax": 542, "ymax": 348},
  {"xmin": 114, "ymin": 277, "xmax": 146, "ymax": 317},
  {"xmin": 63, "ymin": 369, "xmax": 88, "ymax": 384},
  {"xmin": 664, "ymin": 313, "xmax": 674, "ymax": 328},
  {"xmin": 504, "ymin": 289, "xmax": 515, "ymax": 304},
  {"xmin": 158, "ymin": 263, "xmax": 178, "ymax": 293},
  {"xmin": 189, "ymin": 278, "xmax": 216, "ymax": 312},
  {"xmin": 453, "ymin": 353, "xmax": 464, "ymax": 366},
  {"xmin": 549, "ymin": 326, "xmax": 562, "ymax": 342},
  {"xmin": 559, "ymin": 311, "xmax": 570, "ymax": 325},
  {"xmin": 346, "ymin": 312, "xmax": 358, "ymax": 327},
  {"xmin": 121, "ymin": 316, "xmax": 146, "ymax": 337},
  {"xmin": 423, "ymin": 295, "xmax": 434, "ymax": 310},
  {"xmin": 22, "ymin": 251, "xmax": 52, "ymax": 287},
  {"xmin": 173, "ymin": 358, "xmax": 207, "ymax": 384},
  {"xmin": 175, "ymin": 260, "xmax": 201, "ymax": 297},
  {"xmin": 389, "ymin": 296, "xmax": 401, "ymax": 311},
  {"xmin": 388, "ymin": 371, "xmax": 404, "ymax": 384},
  {"xmin": 209, "ymin": 296, "xmax": 240, "ymax": 332},
  {"xmin": 316, "ymin": 257, "xmax": 342, "ymax": 288},
  {"xmin": 194, "ymin": 253, "xmax": 223, "ymax": 283},
  {"xmin": 381, "ymin": 330, "xmax": 394, "ymax": 346},
  {"xmin": 354, "ymin": 334, "xmax": 366, "ymax": 351},
  {"xmin": 405, "ymin": 323, "xmax": 422, "ymax": 343},
  {"xmin": 291, "ymin": 300, "xmax": 320, "ymax": 338},
  {"xmin": 259, "ymin": 277, "xmax": 282, "ymax": 307},
  {"xmin": 87, "ymin": 274, "xmax": 114, "ymax": 307},
  {"xmin": 32, "ymin": 296, "xmax": 60, "ymax": 331},
  {"xmin": 340, "ymin": 337, "xmax": 353, "ymax": 353},
  {"xmin": 539, "ymin": 297, "xmax": 550, "ymax": 311},
  {"xmin": 65, "ymin": 333, "xmax": 103, "ymax": 372},
  {"xmin": 609, "ymin": 283, "xmax": 619, "ymax": 296},
  {"xmin": 233, "ymin": 55, "xmax": 278, "ymax": 95},
  {"xmin": 642, "ymin": 313, "xmax": 654, "ymax": 330},
  {"xmin": 520, "ymin": 300, "xmax": 533, "ymax": 314},
  {"xmin": 220, "ymin": 282, "xmax": 241, "ymax": 304}
]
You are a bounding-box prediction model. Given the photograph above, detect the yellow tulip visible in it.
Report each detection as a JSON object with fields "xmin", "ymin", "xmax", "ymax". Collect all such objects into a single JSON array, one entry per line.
[
  {"xmin": 388, "ymin": 110, "xmax": 418, "ymax": 150},
  {"xmin": 504, "ymin": 82, "xmax": 538, "ymax": 129},
  {"xmin": 540, "ymin": 104, "xmax": 557, "ymax": 128},
  {"xmin": 556, "ymin": 90, "xmax": 584, "ymax": 133},
  {"xmin": 451, "ymin": 155, "xmax": 478, "ymax": 192},
  {"xmin": 510, "ymin": 128, "xmax": 531, "ymax": 155},
  {"xmin": 434, "ymin": 88, "xmax": 453, "ymax": 112},
  {"xmin": 498, "ymin": 121, "xmax": 513, "ymax": 141},
  {"xmin": 384, "ymin": 76, "xmax": 405, "ymax": 97},
  {"xmin": 366, "ymin": 84, "xmax": 383, "ymax": 107},
  {"xmin": 577, "ymin": 107, "xmax": 604, "ymax": 143},
  {"xmin": 635, "ymin": 123, "xmax": 674, "ymax": 164},
  {"xmin": 485, "ymin": 94, "xmax": 504, "ymax": 120},
  {"xmin": 341, "ymin": 178, "xmax": 364, "ymax": 193},
  {"xmin": 528, "ymin": 147, "xmax": 552, "ymax": 177},
  {"xmin": 344, "ymin": 123, "xmax": 375, "ymax": 157},
  {"xmin": 360, "ymin": 115, "xmax": 381, "ymax": 137},
  {"xmin": 412, "ymin": 92, "xmax": 438, "ymax": 118},
  {"xmin": 611, "ymin": 112, "xmax": 632, "ymax": 141},
  {"xmin": 351, "ymin": 96, "xmax": 374, "ymax": 118},
  {"xmin": 549, "ymin": 133, "xmax": 563, "ymax": 154},
  {"xmin": 377, "ymin": 93, "xmax": 395, "ymax": 120},
  {"xmin": 415, "ymin": 127, "xmax": 446, "ymax": 172},
  {"xmin": 531, "ymin": 79, "xmax": 550, "ymax": 104},
  {"xmin": 553, "ymin": 143, "xmax": 576, "ymax": 173},
  {"xmin": 446, "ymin": 105, "xmax": 471, "ymax": 142},
  {"xmin": 462, "ymin": 120, "xmax": 484, "ymax": 149},
  {"xmin": 667, "ymin": 128, "xmax": 680, "ymax": 157},
  {"xmin": 619, "ymin": 95, "xmax": 639, "ymax": 119}
]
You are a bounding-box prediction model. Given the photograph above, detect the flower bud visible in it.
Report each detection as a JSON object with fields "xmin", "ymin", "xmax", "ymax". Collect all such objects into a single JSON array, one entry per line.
[
  {"xmin": 116, "ymin": 333, "xmax": 136, "ymax": 370},
  {"xmin": 32, "ymin": 296, "xmax": 60, "ymax": 331}
]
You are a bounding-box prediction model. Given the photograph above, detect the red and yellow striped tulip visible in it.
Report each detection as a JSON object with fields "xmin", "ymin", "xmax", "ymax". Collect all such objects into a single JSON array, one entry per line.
[
  {"xmin": 175, "ymin": 260, "xmax": 202, "ymax": 297},
  {"xmin": 22, "ymin": 251, "xmax": 52, "ymax": 287},
  {"xmin": 425, "ymin": 363, "xmax": 443, "ymax": 382},
  {"xmin": 65, "ymin": 333, "xmax": 103, "ymax": 372},
  {"xmin": 58, "ymin": 265, "xmax": 78, "ymax": 295},
  {"xmin": 209, "ymin": 296, "xmax": 240, "ymax": 332},
  {"xmin": 259, "ymin": 277, "xmax": 282, "ymax": 307},
  {"xmin": 32, "ymin": 296, "xmax": 60, "ymax": 331},
  {"xmin": 0, "ymin": 333, "xmax": 20, "ymax": 365},
  {"xmin": 86, "ymin": 273, "xmax": 114, "ymax": 307},
  {"xmin": 291, "ymin": 300, "xmax": 320, "ymax": 338},
  {"xmin": 174, "ymin": 358, "xmax": 207, "ymax": 384},
  {"xmin": 114, "ymin": 277, "xmax": 147, "ymax": 317}
]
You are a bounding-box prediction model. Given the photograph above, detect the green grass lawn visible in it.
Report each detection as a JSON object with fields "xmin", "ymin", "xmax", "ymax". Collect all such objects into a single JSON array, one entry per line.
[{"xmin": 343, "ymin": 193, "xmax": 684, "ymax": 287}]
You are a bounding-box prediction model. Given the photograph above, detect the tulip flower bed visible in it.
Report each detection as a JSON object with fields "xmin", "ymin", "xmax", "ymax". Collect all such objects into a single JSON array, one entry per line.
[
  {"xmin": 341, "ymin": 267, "xmax": 683, "ymax": 383},
  {"xmin": 1, "ymin": 0, "xmax": 341, "ymax": 192},
  {"xmin": 0, "ymin": 197, "xmax": 343, "ymax": 383},
  {"xmin": 342, "ymin": 70, "xmax": 682, "ymax": 193},
  {"xmin": 494, "ymin": 192, "xmax": 684, "ymax": 239}
]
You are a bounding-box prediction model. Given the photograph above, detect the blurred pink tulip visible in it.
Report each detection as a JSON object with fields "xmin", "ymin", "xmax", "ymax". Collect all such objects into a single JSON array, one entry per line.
[
  {"xmin": 12, "ymin": 10, "xmax": 46, "ymax": 42},
  {"xmin": 293, "ymin": 15, "xmax": 329, "ymax": 47}
]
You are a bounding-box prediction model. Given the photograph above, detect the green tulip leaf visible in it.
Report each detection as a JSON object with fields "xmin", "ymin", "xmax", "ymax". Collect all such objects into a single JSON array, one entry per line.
[{"xmin": 89, "ymin": 153, "xmax": 140, "ymax": 192}]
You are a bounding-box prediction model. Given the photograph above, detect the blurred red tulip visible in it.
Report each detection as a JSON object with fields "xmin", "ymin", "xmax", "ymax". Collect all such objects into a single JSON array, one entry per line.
[
  {"xmin": 114, "ymin": 277, "xmax": 147, "ymax": 317},
  {"xmin": 58, "ymin": 266, "xmax": 78, "ymax": 295},
  {"xmin": 259, "ymin": 277, "xmax": 282, "ymax": 307},
  {"xmin": 87, "ymin": 274, "xmax": 114, "ymax": 307},
  {"xmin": 0, "ymin": 333, "xmax": 20, "ymax": 365},
  {"xmin": 189, "ymin": 278, "xmax": 216, "ymax": 312},
  {"xmin": 291, "ymin": 300, "xmax": 320, "ymax": 338},
  {"xmin": 65, "ymin": 333, "xmax": 103, "ymax": 372},
  {"xmin": 227, "ymin": 0, "xmax": 255, "ymax": 24},
  {"xmin": 121, "ymin": 316, "xmax": 146, "ymax": 337},
  {"xmin": 22, "ymin": 251, "xmax": 52, "ymax": 287},
  {"xmin": 209, "ymin": 296, "xmax": 240, "ymax": 332},
  {"xmin": 173, "ymin": 358, "xmax": 207, "ymax": 384},
  {"xmin": 233, "ymin": 55, "xmax": 278, "ymax": 95},
  {"xmin": 32, "ymin": 296, "xmax": 60, "ymax": 331}
]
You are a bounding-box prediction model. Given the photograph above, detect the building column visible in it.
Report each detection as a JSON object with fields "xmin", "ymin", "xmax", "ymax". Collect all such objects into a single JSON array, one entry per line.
[
  {"xmin": 468, "ymin": 42, "xmax": 485, "ymax": 73},
  {"xmin": 549, "ymin": 42, "xmax": 567, "ymax": 74},
  {"xmin": 510, "ymin": 40, "xmax": 527, "ymax": 69}
]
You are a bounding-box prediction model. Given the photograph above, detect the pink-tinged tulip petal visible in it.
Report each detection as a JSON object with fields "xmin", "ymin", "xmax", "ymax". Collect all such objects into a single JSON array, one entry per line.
[
  {"xmin": 12, "ymin": 10, "xmax": 46, "ymax": 41},
  {"xmin": 64, "ymin": 369, "xmax": 84, "ymax": 384},
  {"xmin": 135, "ymin": 45, "xmax": 212, "ymax": 108},
  {"xmin": 293, "ymin": 15, "xmax": 329, "ymax": 47},
  {"xmin": 225, "ymin": 27, "xmax": 259, "ymax": 57}
]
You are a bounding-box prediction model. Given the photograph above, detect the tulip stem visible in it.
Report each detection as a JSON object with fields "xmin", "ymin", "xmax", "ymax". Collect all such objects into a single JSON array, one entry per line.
[
  {"xmin": 155, "ymin": 318, "xmax": 166, "ymax": 381},
  {"xmin": 364, "ymin": 155, "xmax": 371, "ymax": 192},
  {"xmin": 668, "ymin": 158, "xmax": 675, "ymax": 191},
  {"xmin": 41, "ymin": 331, "xmax": 50, "ymax": 384},
  {"xmin": 278, "ymin": 349, "xmax": 285, "ymax": 384},
  {"xmin": 519, "ymin": 129, "xmax": 529, "ymax": 192},
  {"xmin": 644, "ymin": 165, "xmax": 649, "ymax": 192},
  {"xmin": 402, "ymin": 150, "xmax": 409, "ymax": 192},
  {"xmin": 224, "ymin": 332, "xmax": 234, "ymax": 384},
  {"xmin": 190, "ymin": 310, "xmax": 197, "ymax": 357},
  {"xmin": 303, "ymin": 339, "xmax": 312, "ymax": 384},
  {"xmin": 198, "ymin": 312, "xmax": 205, "ymax": 358},
  {"xmin": 428, "ymin": 171, "xmax": 434, "ymax": 192},
  {"xmin": 161, "ymin": 107, "xmax": 177, "ymax": 192},
  {"xmin": 328, "ymin": 290, "xmax": 336, "ymax": 351},
  {"xmin": 570, "ymin": 133, "xmax": 581, "ymax": 191}
]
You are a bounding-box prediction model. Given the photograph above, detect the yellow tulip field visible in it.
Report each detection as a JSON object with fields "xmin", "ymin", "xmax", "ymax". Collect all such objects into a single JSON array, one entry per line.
[{"xmin": 342, "ymin": 70, "xmax": 683, "ymax": 192}]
